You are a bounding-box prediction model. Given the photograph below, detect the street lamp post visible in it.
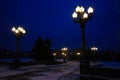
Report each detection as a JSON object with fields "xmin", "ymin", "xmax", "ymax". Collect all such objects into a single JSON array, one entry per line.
[
  {"xmin": 12, "ymin": 26, "xmax": 26, "ymax": 68},
  {"xmin": 91, "ymin": 46, "xmax": 98, "ymax": 63},
  {"xmin": 61, "ymin": 47, "xmax": 68, "ymax": 63},
  {"xmin": 72, "ymin": 6, "xmax": 94, "ymax": 75}
]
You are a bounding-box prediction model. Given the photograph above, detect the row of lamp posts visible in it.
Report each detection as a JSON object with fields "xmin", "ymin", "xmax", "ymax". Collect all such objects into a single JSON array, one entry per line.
[
  {"xmin": 52, "ymin": 46, "xmax": 98, "ymax": 63},
  {"xmin": 11, "ymin": 25, "xmax": 98, "ymax": 72},
  {"xmin": 10, "ymin": 6, "xmax": 95, "ymax": 73}
]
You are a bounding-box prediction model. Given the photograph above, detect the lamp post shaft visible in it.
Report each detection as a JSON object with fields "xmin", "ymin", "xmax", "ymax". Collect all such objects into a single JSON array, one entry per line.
[
  {"xmin": 94, "ymin": 51, "xmax": 96, "ymax": 63},
  {"xmin": 16, "ymin": 37, "xmax": 20, "ymax": 54},
  {"xmin": 81, "ymin": 24, "xmax": 86, "ymax": 54},
  {"xmin": 79, "ymin": 24, "xmax": 90, "ymax": 76},
  {"xmin": 14, "ymin": 37, "xmax": 21, "ymax": 68}
]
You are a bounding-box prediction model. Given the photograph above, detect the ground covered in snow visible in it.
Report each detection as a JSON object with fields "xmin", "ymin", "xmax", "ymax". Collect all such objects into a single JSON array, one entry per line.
[
  {"xmin": 0, "ymin": 61, "xmax": 120, "ymax": 80},
  {"xmin": 0, "ymin": 61, "xmax": 79, "ymax": 80}
]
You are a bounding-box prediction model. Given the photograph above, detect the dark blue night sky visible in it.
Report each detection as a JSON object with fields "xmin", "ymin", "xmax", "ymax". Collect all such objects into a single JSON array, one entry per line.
[{"xmin": 0, "ymin": 0, "xmax": 120, "ymax": 51}]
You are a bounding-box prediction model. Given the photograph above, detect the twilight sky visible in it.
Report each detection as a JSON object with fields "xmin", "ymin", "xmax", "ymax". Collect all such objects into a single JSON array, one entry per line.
[{"xmin": 0, "ymin": 0, "xmax": 120, "ymax": 51}]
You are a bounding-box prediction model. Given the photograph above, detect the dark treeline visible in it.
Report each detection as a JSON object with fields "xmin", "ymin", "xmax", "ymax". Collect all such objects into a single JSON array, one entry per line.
[
  {"xmin": 0, "ymin": 37, "xmax": 54, "ymax": 63},
  {"xmin": 31, "ymin": 37, "xmax": 54, "ymax": 62},
  {"xmin": 0, "ymin": 41, "xmax": 120, "ymax": 62},
  {"xmin": 68, "ymin": 50, "xmax": 120, "ymax": 62},
  {"xmin": 0, "ymin": 49, "xmax": 120, "ymax": 62}
]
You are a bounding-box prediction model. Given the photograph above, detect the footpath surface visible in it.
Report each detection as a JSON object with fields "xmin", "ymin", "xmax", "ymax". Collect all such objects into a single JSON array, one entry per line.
[
  {"xmin": 0, "ymin": 62, "xmax": 79, "ymax": 80},
  {"xmin": 0, "ymin": 62, "xmax": 120, "ymax": 80}
]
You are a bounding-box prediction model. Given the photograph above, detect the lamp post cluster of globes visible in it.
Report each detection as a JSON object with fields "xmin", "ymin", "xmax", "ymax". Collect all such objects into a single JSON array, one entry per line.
[
  {"xmin": 11, "ymin": 26, "xmax": 26, "ymax": 68},
  {"xmin": 91, "ymin": 46, "xmax": 98, "ymax": 52},
  {"xmin": 12, "ymin": 26, "xmax": 26, "ymax": 35}
]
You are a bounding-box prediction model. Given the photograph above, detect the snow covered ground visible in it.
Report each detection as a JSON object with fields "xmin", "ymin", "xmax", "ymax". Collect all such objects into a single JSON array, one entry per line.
[
  {"xmin": 0, "ymin": 61, "xmax": 79, "ymax": 80},
  {"xmin": 0, "ymin": 60, "xmax": 120, "ymax": 80}
]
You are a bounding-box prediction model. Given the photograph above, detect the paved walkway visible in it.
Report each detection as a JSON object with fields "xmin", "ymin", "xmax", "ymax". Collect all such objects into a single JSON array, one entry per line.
[
  {"xmin": 57, "ymin": 70, "xmax": 79, "ymax": 80},
  {"xmin": 0, "ymin": 62, "xmax": 79, "ymax": 80},
  {"xmin": 0, "ymin": 62, "xmax": 120, "ymax": 80}
]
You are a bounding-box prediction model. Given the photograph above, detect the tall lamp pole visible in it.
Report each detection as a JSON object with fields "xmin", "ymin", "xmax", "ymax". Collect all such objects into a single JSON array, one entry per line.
[
  {"xmin": 12, "ymin": 26, "xmax": 26, "ymax": 68},
  {"xmin": 91, "ymin": 46, "xmax": 98, "ymax": 63},
  {"xmin": 72, "ymin": 6, "xmax": 94, "ymax": 75}
]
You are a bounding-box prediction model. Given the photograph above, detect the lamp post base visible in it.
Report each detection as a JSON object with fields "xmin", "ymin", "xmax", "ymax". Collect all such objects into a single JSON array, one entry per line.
[
  {"xmin": 12, "ymin": 58, "xmax": 20, "ymax": 69},
  {"xmin": 80, "ymin": 60, "xmax": 90, "ymax": 74}
]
